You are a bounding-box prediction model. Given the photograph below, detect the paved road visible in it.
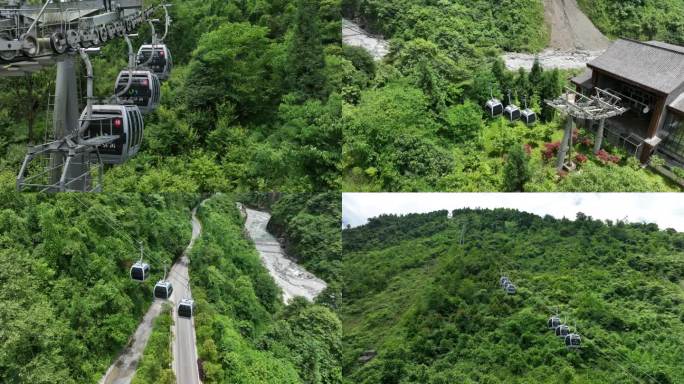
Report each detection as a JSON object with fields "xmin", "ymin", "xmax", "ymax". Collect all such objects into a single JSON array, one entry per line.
[
  {"xmin": 243, "ymin": 206, "xmax": 327, "ymax": 303},
  {"xmin": 170, "ymin": 205, "xmax": 203, "ymax": 384},
  {"xmin": 100, "ymin": 205, "xmax": 203, "ymax": 384},
  {"xmin": 99, "ymin": 302, "xmax": 163, "ymax": 384}
]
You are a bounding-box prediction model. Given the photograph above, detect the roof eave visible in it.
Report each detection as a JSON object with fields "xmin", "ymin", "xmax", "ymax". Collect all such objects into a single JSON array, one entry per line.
[{"xmin": 587, "ymin": 63, "xmax": 672, "ymax": 97}]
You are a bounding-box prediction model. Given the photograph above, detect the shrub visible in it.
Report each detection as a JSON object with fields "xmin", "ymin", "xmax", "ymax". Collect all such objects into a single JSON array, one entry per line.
[
  {"xmin": 596, "ymin": 149, "xmax": 620, "ymax": 165},
  {"xmin": 542, "ymin": 141, "xmax": 561, "ymax": 161}
]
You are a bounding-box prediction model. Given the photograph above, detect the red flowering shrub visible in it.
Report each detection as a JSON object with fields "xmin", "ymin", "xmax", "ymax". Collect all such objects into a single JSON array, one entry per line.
[
  {"xmin": 596, "ymin": 149, "xmax": 620, "ymax": 164},
  {"xmin": 579, "ymin": 137, "xmax": 593, "ymax": 148},
  {"xmin": 575, "ymin": 154, "xmax": 588, "ymax": 164},
  {"xmin": 572, "ymin": 128, "xmax": 580, "ymax": 141},
  {"xmin": 542, "ymin": 141, "xmax": 561, "ymax": 161}
]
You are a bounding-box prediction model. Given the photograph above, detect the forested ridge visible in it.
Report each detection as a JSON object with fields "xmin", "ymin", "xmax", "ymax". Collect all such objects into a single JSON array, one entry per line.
[
  {"xmin": 0, "ymin": 191, "xmax": 345, "ymax": 384},
  {"xmin": 578, "ymin": 0, "xmax": 684, "ymax": 45},
  {"xmin": 340, "ymin": 0, "xmax": 678, "ymax": 192},
  {"xmin": 0, "ymin": 192, "xmax": 196, "ymax": 383},
  {"xmin": 0, "ymin": 0, "xmax": 342, "ymax": 192},
  {"xmin": 340, "ymin": 209, "xmax": 684, "ymax": 383},
  {"xmin": 189, "ymin": 194, "xmax": 343, "ymax": 383}
]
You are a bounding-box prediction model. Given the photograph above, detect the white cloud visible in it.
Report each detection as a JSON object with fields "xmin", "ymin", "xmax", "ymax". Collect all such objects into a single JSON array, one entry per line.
[{"xmin": 342, "ymin": 193, "xmax": 684, "ymax": 232}]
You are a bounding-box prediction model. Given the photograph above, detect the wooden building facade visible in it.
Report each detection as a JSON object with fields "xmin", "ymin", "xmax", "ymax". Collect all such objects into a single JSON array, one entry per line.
[{"xmin": 572, "ymin": 39, "xmax": 684, "ymax": 166}]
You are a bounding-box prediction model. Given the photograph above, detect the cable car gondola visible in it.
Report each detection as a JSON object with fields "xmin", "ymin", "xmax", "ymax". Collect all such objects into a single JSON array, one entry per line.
[
  {"xmin": 178, "ymin": 298, "xmax": 194, "ymax": 318},
  {"xmin": 154, "ymin": 267, "xmax": 173, "ymax": 299},
  {"xmin": 485, "ymin": 86, "xmax": 504, "ymax": 118},
  {"xmin": 521, "ymin": 108, "xmax": 536, "ymax": 125},
  {"xmin": 565, "ymin": 333, "xmax": 581, "ymax": 349},
  {"xmin": 548, "ymin": 315, "xmax": 561, "ymax": 330},
  {"xmin": 81, "ymin": 104, "xmax": 144, "ymax": 164},
  {"xmin": 136, "ymin": 44, "xmax": 172, "ymax": 80},
  {"xmin": 504, "ymin": 282, "xmax": 517, "ymax": 295},
  {"xmin": 504, "ymin": 91, "xmax": 521, "ymax": 122},
  {"xmin": 555, "ymin": 324, "xmax": 570, "ymax": 338},
  {"xmin": 521, "ymin": 97, "xmax": 537, "ymax": 126},
  {"xmin": 130, "ymin": 261, "xmax": 150, "ymax": 281},
  {"xmin": 486, "ymin": 98, "xmax": 504, "ymax": 118},
  {"xmin": 154, "ymin": 280, "xmax": 173, "ymax": 299},
  {"xmin": 115, "ymin": 70, "xmax": 161, "ymax": 113},
  {"xmin": 499, "ymin": 276, "xmax": 510, "ymax": 287}
]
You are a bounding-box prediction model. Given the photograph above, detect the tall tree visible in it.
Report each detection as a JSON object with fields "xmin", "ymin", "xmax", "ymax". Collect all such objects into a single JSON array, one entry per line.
[
  {"xmin": 287, "ymin": 0, "xmax": 327, "ymax": 100},
  {"xmin": 503, "ymin": 144, "xmax": 530, "ymax": 192},
  {"xmin": 528, "ymin": 57, "xmax": 543, "ymax": 95}
]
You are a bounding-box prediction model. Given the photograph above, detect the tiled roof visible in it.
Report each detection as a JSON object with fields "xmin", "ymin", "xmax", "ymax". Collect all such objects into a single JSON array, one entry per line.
[{"xmin": 588, "ymin": 39, "xmax": 684, "ymax": 95}]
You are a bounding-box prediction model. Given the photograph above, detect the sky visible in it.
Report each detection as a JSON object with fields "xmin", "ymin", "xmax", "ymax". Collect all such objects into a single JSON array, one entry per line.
[{"xmin": 342, "ymin": 193, "xmax": 684, "ymax": 231}]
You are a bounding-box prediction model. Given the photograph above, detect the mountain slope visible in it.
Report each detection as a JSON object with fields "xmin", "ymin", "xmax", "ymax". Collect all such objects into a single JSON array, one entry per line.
[
  {"xmin": 544, "ymin": 0, "xmax": 609, "ymax": 50},
  {"xmin": 340, "ymin": 209, "xmax": 684, "ymax": 383}
]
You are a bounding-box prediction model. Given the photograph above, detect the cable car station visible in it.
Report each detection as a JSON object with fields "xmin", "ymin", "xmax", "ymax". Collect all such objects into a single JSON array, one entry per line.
[{"xmin": 1, "ymin": 0, "xmax": 173, "ymax": 192}]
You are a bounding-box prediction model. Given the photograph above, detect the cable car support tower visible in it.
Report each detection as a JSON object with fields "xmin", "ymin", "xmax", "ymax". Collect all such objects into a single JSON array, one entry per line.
[
  {"xmin": 0, "ymin": 0, "xmax": 168, "ymax": 192},
  {"xmin": 545, "ymin": 88, "xmax": 628, "ymax": 172}
]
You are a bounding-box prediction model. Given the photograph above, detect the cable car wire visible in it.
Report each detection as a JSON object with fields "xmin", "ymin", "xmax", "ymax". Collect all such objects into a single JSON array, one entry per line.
[{"xmin": 69, "ymin": 194, "xmax": 196, "ymax": 293}]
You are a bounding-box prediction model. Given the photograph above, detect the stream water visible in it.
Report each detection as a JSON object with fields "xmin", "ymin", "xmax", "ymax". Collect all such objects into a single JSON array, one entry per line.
[
  {"xmin": 342, "ymin": 18, "xmax": 389, "ymax": 61},
  {"xmin": 241, "ymin": 205, "xmax": 327, "ymax": 303}
]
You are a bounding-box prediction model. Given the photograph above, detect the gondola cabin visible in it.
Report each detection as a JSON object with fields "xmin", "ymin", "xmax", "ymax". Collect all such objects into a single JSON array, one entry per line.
[
  {"xmin": 115, "ymin": 70, "xmax": 161, "ymax": 113},
  {"xmin": 154, "ymin": 280, "xmax": 173, "ymax": 299},
  {"xmin": 486, "ymin": 98, "xmax": 504, "ymax": 118},
  {"xmin": 136, "ymin": 44, "xmax": 172, "ymax": 80},
  {"xmin": 565, "ymin": 333, "xmax": 581, "ymax": 349},
  {"xmin": 504, "ymin": 283, "xmax": 516, "ymax": 295},
  {"xmin": 555, "ymin": 324, "xmax": 570, "ymax": 338},
  {"xmin": 130, "ymin": 261, "xmax": 150, "ymax": 281},
  {"xmin": 548, "ymin": 316, "xmax": 561, "ymax": 330},
  {"xmin": 505, "ymin": 104, "xmax": 521, "ymax": 122},
  {"xmin": 81, "ymin": 105, "xmax": 144, "ymax": 164},
  {"xmin": 499, "ymin": 276, "xmax": 510, "ymax": 287},
  {"xmin": 178, "ymin": 298, "xmax": 194, "ymax": 318},
  {"xmin": 521, "ymin": 108, "xmax": 537, "ymax": 125}
]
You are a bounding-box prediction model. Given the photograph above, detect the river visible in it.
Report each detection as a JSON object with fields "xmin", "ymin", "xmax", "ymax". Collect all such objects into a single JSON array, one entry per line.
[
  {"xmin": 241, "ymin": 205, "xmax": 327, "ymax": 303},
  {"xmin": 342, "ymin": 18, "xmax": 389, "ymax": 61}
]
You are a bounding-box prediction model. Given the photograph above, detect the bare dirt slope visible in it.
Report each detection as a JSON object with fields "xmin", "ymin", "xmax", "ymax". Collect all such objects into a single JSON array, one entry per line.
[
  {"xmin": 504, "ymin": 0, "xmax": 609, "ymax": 70},
  {"xmin": 544, "ymin": 0, "xmax": 609, "ymax": 50}
]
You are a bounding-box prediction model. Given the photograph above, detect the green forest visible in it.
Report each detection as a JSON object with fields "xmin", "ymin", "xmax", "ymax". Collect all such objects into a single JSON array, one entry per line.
[
  {"xmin": 339, "ymin": 0, "xmax": 679, "ymax": 192},
  {"xmin": 340, "ymin": 209, "xmax": 684, "ymax": 383},
  {"xmin": 578, "ymin": 0, "xmax": 684, "ymax": 45},
  {"xmin": 0, "ymin": 192, "xmax": 195, "ymax": 383},
  {"xmin": 0, "ymin": 0, "xmax": 342, "ymax": 192},
  {"xmin": 188, "ymin": 193, "xmax": 343, "ymax": 383},
  {"xmin": 0, "ymin": 190, "xmax": 345, "ymax": 384}
]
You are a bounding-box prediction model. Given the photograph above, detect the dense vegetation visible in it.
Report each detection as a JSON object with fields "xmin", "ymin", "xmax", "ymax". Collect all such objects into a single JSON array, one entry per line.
[
  {"xmin": 266, "ymin": 193, "xmax": 342, "ymax": 280},
  {"xmin": 578, "ymin": 0, "xmax": 684, "ymax": 45},
  {"xmin": 0, "ymin": 0, "xmax": 342, "ymax": 192},
  {"xmin": 189, "ymin": 194, "xmax": 343, "ymax": 383},
  {"xmin": 340, "ymin": 1, "xmax": 678, "ymax": 191},
  {"xmin": 340, "ymin": 209, "xmax": 684, "ymax": 383},
  {"xmin": 131, "ymin": 304, "xmax": 175, "ymax": 384},
  {"xmin": 0, "ymin": 192, "xmax": 195, "ymax": 383}
]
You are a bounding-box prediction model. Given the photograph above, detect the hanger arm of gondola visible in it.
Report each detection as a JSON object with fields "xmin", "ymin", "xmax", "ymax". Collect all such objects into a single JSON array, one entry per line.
[{"xmin": 112, "ymin": 33, "xmax": 135, "ymax": 101}]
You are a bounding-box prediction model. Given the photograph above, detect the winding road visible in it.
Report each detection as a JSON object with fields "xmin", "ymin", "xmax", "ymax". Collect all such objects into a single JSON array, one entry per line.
[
  {"xmin": 242, "ymin": 206, "xmax": 327, "ymax": 303},
  {"xmin": 100, "ymin": 205, "xmax": 203, "ymax": 384}
]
